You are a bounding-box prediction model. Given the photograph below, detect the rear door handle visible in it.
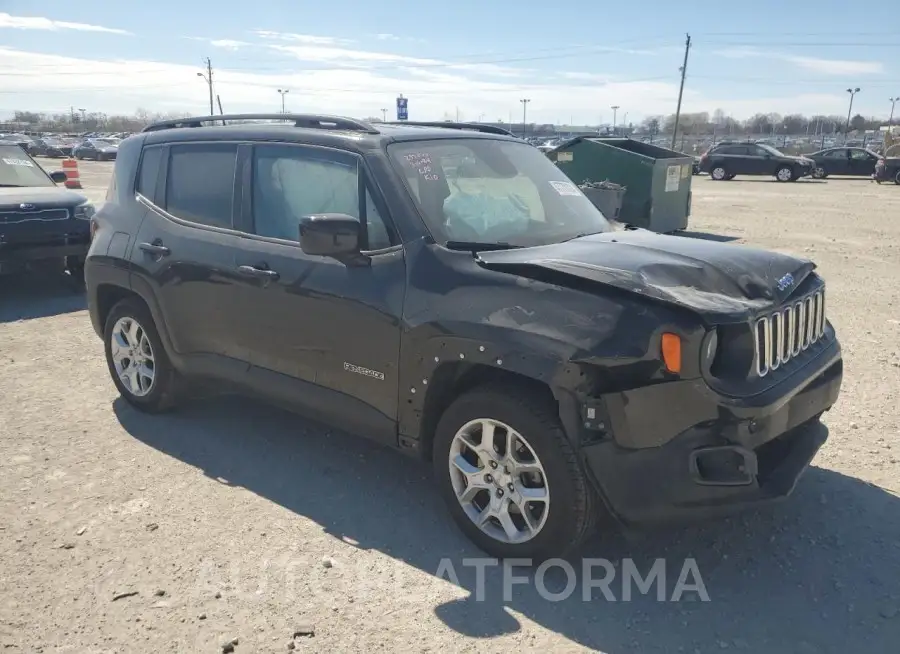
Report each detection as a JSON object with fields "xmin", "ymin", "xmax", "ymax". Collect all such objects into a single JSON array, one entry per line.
[
  {"xmin": 139, "ymin": 242, "xmax": 171, "ymax": 256},
  {"xmin": 238, "ymin": 265, "xmax": 280, "ymax": 281}
]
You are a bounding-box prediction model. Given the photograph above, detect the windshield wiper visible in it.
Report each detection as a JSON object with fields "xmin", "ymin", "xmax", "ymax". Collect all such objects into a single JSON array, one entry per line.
[
  {"xmin": 445, "ymin": 240, "xmax": 522, "ymax": 252},
  {"xmin": 0, "ymin": 184, "xmax": 25, "ymax": 188}
]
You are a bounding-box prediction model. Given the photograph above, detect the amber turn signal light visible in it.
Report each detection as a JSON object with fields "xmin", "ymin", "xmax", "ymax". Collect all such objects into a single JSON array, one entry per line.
[{"xmin": 661, "ymin": 332, "xmax": 682, "ymax": 374}]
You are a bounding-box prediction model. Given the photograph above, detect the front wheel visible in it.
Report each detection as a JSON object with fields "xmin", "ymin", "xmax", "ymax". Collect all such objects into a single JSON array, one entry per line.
[
  {"xmin": 710, "ymin": 166, "xmax": 728, "ymax": 181},
  {"xmin": 812, "ymin": 167, "xmax": 826, "ymax": 179},
  {"xmin": 433, "ymin": 384, "xmax": 601, "ymax": 560},
  {"xmin": 776, "ymin": 165, "xmax": 795, "ymax": 182},
  {"xmin": 104, "ymin": 298, "xmax": 182, "ymax": 413},
  {"xmin": 894, "ymin": 170, "xmax": 900, "ymax": 185}
]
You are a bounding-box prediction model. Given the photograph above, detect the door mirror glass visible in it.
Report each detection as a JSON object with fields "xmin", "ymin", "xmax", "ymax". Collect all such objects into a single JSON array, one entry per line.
[
  {"xmin": 299, "ymin": 213, "xmax": 369, "ymax": 265},
  {"xmin": 49, "ymin": 170, "xmax": 67, "ymax": 183}
]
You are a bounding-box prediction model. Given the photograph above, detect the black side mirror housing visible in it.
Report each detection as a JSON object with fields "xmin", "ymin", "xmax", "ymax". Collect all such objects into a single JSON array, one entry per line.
[
  {"xmin": 49, "ymin": 170, "xmax": 67, "ymax": 184},
  {"xmin": 299, "ymin": 213, "xmax": 370, "ymax": 266}
]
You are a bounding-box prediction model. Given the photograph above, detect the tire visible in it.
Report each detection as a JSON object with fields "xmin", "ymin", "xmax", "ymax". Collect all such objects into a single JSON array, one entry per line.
[
  {"xmin": 710, "ymin": 165, "xmax": 727, "ymax": 181},
  {"xmin": 812, "ymin": 167, "xmax": 826, "ymax": 179},
  {"xmin": 103, "ymin": 297, "xmax": 181, "ymax": 413},
  {"xmin": 432, "ymin": 384, "xmax": 601, "ymax": 560},
  {"xmin": 776, "ymin": 165, "xmax": 795, "ymax": 182},
  {"xmin": 724, "ymin": 173, "xmax": 736, "ymax": 181},
  {"xmin": 894, "ymin": 170, "xmax": 900, "ymax": 185}
]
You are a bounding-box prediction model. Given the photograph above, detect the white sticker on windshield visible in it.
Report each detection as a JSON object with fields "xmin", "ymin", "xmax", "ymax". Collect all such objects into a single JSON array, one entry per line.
[
  {"xmin": 549, "ymin": 181, "xmax": 581, "ymax": 196},
  {"xmin": 2, "ymin": 157, "xmax": 34, "ymax": 167}
]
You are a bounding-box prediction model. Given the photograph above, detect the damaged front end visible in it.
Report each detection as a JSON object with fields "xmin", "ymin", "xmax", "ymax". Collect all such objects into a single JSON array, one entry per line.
[{"xmin": 473, "ymin": 230, "xmax": 843, "ymax": 525}]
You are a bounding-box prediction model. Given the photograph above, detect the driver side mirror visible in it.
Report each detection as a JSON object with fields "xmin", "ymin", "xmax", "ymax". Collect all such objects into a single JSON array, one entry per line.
[
  {"xmin": 49, "ymin": 170, "xmax": 67, "ymax": 184},
  {"xmin": 299, "ymin": 213, "xmax": 370, "ymax": 267}
]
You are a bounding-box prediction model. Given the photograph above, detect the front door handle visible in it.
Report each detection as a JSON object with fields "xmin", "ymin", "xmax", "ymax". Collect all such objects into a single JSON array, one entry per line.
[
  {"xmin": 139, "ymin": 242, "xmax": 170, "ymax": 257},
  {"xmin": 237, "ymin": 265, "xmax": 280, "ymax": 281}
]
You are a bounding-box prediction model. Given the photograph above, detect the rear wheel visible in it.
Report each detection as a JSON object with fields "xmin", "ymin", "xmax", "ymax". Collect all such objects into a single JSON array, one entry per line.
[
  {"xmin": 776, "ymin": 165, "xmax": 795, "ymax": 182},
  {"xmin": 104, "ymin": 298, "xmax": 182, "ymax": 413},
  {"xmin": 710, "ymin": 166, "xmax": 728, "ymax": 181},
  {"xmin": 812, "ymin": 167, "xmax": 826, "ymax": 179},
  {"xmin": 894, "ymin": 170, "xmax": 900, "ymax": 185},
  {"xmin": 433, "ymin": 384, "xmax": 601, "ymax": 560}
]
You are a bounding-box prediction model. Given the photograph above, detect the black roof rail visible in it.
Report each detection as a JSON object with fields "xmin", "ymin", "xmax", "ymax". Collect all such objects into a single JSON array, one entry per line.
[
  {"xmin": 142, "ymin": 113, "xmax": 380, "ymax": 134},
  {"xmin": 383, "ymin": 121, "xmax": 517, "ymax": 137}
]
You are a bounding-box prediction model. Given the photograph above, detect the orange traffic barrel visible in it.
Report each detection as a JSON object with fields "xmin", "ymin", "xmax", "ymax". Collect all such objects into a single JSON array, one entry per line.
[{"xmin": 61, "ymin": 158, "xmax": 82, "ymax": 189}]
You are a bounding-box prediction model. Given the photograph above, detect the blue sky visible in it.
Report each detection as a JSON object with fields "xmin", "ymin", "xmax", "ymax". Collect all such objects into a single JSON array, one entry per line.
[{"xmin": 1, "ymin": 1, "xmax": 897, "ymax": 125}]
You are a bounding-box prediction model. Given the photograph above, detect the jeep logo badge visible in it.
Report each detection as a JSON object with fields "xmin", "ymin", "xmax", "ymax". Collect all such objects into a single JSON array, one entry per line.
[{"xmin": 19, "ymin": 203, "xmax": 36, "ymax": 211}]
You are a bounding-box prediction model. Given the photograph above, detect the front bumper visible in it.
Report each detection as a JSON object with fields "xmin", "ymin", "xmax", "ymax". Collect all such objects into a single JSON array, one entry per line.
[
  {"xmin": 581, "ymin": 338, "xmax": 842, "ymax": 525},
  {"xmin": 0, "ymin": 237, "xmax": 90, "ymax": 267}
]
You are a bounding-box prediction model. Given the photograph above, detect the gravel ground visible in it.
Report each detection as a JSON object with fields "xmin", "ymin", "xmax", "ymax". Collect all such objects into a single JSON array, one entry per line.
[{"xmin": 1, "ymin": 171, "xmax": 899, "ymax": 653}]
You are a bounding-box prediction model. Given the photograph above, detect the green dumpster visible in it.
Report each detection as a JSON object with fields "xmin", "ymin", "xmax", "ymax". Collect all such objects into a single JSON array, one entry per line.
[{"xmin": 549, "ymin": 138, "xmax": 693, "ymax": 233}]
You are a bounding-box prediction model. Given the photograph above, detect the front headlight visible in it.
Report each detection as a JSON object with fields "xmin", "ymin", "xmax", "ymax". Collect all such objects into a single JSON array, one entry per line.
[
  {"xmin": 701, "ymin": 328, "xmax": 718, "ymax": 369},
  {"xmin": 74, "ymin": 202, "xmax": 96, "ymax": 220}
]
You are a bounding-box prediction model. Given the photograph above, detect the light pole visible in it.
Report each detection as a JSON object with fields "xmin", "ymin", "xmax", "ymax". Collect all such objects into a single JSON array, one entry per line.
[
  {"xmin": 79, "ymin": 108, "xmax": 86, "ymax": 123},
  {"xmin": 277, "ymin": 89, "xmax": 289, "ymax": 113},
  {"xmin": 197, "ymin": 58, "xmax": 214, "ymax": 115},
  {"xmin": 610, "ymin": 105, "xmax": 620, "ymax": 134},
  {"xmin": 381, "ymin": 108, "xmax": 387, "ymax": 122},
  {"xmin": 845, "ymin": 87, "xmax": 860, "ymax": 135},
  {"xmin": 890, "ymin": 97, "xmax": 898, "ymax": 126},
  {"xmin": 520, "ymin": 98, "xmax": 530, "ymax": 138}
]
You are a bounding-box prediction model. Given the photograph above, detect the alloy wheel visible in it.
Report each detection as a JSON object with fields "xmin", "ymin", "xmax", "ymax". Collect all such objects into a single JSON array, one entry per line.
[
  {"xmin": 110, "ymin": 316, "xmax": 156, "ymax": 397},
  {"xmin": 448, "ymin": 418, "xmax": 550, "ymax": 544}
]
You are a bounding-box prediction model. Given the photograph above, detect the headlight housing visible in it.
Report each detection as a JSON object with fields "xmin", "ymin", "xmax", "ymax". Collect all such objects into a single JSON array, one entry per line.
[
  {"xmin": 701, "ymin": 328, "xmax": 718, "ymax": 370},
  {"xmin": 74, "ymin": 202, "xmax": 96, "ymax": 220}
]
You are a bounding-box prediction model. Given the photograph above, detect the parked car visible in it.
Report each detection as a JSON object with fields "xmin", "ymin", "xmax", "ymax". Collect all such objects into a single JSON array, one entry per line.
[
  {"xmin": 807, "ymin": 147, "xmax": 881, "ymax": 179},
  {"xmin": 85, "ymin": 113, "xmax": 843, "ymax": 560},
  {"xmin": 73, "ymin": 138, "xmax": 119, "ymax": 161},
  {"xmin": 0, "ymin": 144, "xmax": 94, "ymax": 277},
  {"xmin": 699, "ymin": 142, "xmax": 815, "ymax": 182},
  {"xmin": 32, "ymin": 137, "xmax": 75, "ymax": 158}
]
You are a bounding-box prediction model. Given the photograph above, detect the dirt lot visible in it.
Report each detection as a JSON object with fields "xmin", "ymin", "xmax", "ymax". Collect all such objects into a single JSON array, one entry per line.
[{"xmin": 1, "ymin": 170, "xmax": 899, "ymax": 653}]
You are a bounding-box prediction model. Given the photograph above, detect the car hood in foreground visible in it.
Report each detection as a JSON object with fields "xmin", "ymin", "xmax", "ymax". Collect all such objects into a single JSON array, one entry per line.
[
  {"xmin": 475, "ymin": 229, "xmax": 816, "ymax": 323},
  {"xmin": 0, "ymin": 186, "xmax": 88, "ymax": 211}
]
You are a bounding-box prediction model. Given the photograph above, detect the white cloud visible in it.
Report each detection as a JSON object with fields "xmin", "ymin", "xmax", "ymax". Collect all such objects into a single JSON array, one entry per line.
[
  {"xmin": 252, "ymin": 30, "xmax": 351, "ymax": 45},
  {"xmin": 208, "ymin": 39, "xmax": 250, "ymax": 50},
  {"xmin": 0, "ymin": 12, "xmax": 130, "ymax": 35},
  {"xmin": 713, "ymin": 47, "xmax": 884, "ymax": 76},
  {"xmin": 785, "ymin": 56, "xmax": 884, "ymax": 76},
  {"xmin": 375, "ymin": 33, "xmax": 401, "ymax": 41},
  {"xmin": 269, "ymin": 43, "xmax": 524, "ymax": 77}
]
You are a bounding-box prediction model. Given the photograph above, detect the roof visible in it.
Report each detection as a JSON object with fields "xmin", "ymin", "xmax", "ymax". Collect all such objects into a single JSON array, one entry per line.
[{"xmin": 138, "ymin": 113, "xmax": 519, "ymax": 153}]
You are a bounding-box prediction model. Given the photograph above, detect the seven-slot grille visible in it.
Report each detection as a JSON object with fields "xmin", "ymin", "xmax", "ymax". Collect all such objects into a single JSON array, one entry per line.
[{"xmin": 754, "ymin": 288, "xmax": 826, "ymax": 377}]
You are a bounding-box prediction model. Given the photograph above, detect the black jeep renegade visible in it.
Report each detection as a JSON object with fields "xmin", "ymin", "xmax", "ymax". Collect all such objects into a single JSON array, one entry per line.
[{"xmin": 85, "ymin": 114, "xmax": 843, "ymax": 560}]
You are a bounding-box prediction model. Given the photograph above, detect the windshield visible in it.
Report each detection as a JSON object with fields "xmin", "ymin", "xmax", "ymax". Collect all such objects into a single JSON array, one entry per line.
[
  {"xmin": 94, "ymin": 139, "xmax": 119, "ymax": 146},
  {"xmin": 0, "ymin": 145, "xmax": 53, "ymax": 187},
  {"xmin": 388, "ymin": 138, "xmax": 611, "ymax": 248}
]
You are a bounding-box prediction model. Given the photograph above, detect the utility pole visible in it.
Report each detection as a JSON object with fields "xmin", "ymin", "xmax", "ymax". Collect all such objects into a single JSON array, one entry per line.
[
  {"xmin": 196, "ymin": 58, "xmax": 214, "ymax": 115},
  {"xmin": 520, "ymin": 98, "xmax": 530, "ymax": 139},
  {"xmin": 845, "ymin": 87, "xmax": 860, "ymax": 135},
  {"xmin": 671, "ymin": 33, "xmax": 691, "ymax": 151},
  {"xmin": 890, "ymin": 97, "xmax": 898, "ymax": 126},
  {"xmin": 381, "ymin": 108, "xmax": 387, "ymax": 122}
]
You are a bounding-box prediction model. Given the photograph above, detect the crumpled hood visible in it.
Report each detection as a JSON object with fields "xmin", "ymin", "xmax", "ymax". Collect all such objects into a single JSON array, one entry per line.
[
  {"xmin": 0, "ymin": 186, "xmax": 88, "ymax": 211},
  {"xmin": 475, "ymin": 229, "xmax": 816, "ymax": 323}
]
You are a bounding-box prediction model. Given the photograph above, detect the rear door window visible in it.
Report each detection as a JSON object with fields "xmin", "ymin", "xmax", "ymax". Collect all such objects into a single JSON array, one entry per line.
[{"xmin": 165, "ymin": 143, "xmax": 237, "ymax": 229}]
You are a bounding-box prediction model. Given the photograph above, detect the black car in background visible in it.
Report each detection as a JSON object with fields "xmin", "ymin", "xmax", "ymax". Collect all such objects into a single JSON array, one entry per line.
[
  {"xmin": 807, "ymin": 147, "xmax": 881, "ymax": 179},
  {"xmin": 0, "ymin": 144, "xmax": 95, "ymax": 278},
  {"xmin": 73, "ymin": 138, "xmax": 119, "ymax": 161},
  {"xmin": 699, "ymin": 141, "xmax": 815, "ymax": 182},
  {"xmin": 32, "ymin": 138, "xmax": 75, "ymax": 158}
]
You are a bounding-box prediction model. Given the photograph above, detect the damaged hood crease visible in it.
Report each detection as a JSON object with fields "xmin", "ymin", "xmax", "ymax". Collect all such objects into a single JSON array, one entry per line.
[{"xmin": 475, "ymin": 230, "xmax": 816, "ymax": 322}]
